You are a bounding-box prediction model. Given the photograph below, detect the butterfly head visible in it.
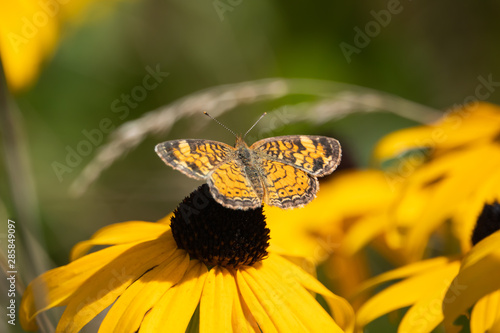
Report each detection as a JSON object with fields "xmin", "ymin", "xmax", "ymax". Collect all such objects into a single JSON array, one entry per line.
[{"xmin": 234, "ymin": 135, "xmax": 249, "ymax": 148}]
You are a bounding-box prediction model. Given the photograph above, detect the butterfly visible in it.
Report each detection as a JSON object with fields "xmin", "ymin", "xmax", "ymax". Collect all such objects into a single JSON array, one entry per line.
[{"xmin": 155, "ymin": 112, "xmax": 341, "ymax": 210}]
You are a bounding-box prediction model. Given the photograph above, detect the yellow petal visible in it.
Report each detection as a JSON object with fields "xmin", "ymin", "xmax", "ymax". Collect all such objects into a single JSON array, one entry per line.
[
  {"xmin": 491, "ymin": 318, "xmax": 500, "ymax": 333},
  {"xmin": 140, "ymin": 260, "xmax": 208, "ymax": 333},
  {"xmin": 200, "ymin": 267, "xmax": 234, "ymax": 333},
  {"xmin": 461, "ymin": 230, "xmax": 500, "ymax": 269},
  {"xmin": 239, "ymin": 265, "xmax": 307, "ymax": 332},
  {"xmin": 266, "ymin": 170, "xmax": 393, "ymax": 261},
  {"xmin": 260, "ymin": 257, "xmax": 345, "ymax": 332},
  {"xmin": 70, "ymin": 222, "xmax": 171, "ymax": 260},
  {"xmin": 20, "ymin": 241, "xmax": 145, "ymax": 331},
  {"xmin": 398, "ymin": 261, "xmax": 461, "ymax": 333},
  {"xmin": 267, "ymin": 254, "xmax": 355, "ymax": 332},
  {"xmin": 342, "ymin": 214, "xmax": 388, "ymax": 256},
  {"xmin": 471, "ymin": 290, "xmax": 500, "ymax": 333},
  {"xmin": 157, "ymin": 213, "xmax": 174, "ymax": 224},
  {"xmin": 354, "ymin": 256, "xmax": 455, "ymax": 298},
  {"xmin": 395, "ymin": 145, "xmax": 500, "ymax": 260},
  {"xmin": 453, "ymin": 170, "xmax": 500, "ymax": 254},
  {"xmin": 99, "ymin": 252, "xmax": 190, "ymax": 332},
  {"xmin": 235, "ymin": 269, "xmax": 277, "ymax": 332},
  {"xmin": 434, "ymin": 103, "xmax": 500, "ymax": 150},
  {"xmin": 357, "ymin": 261, "xmax": 460, "ymax": 329},
  {"xmin": 443, "ymin": 231, "xmax": 500, "ymax": 329},
  {"xmin": 56, "ymin": 235, "xmax": 176, "ymax": 332},
  {"xmin": 373, "ymin": 125, "xmax": 435, "ymax": 163},
  {"xmin": 374, "ymin": 102, "xmax": 500, "ymax": 163},
  {"xmin": 231, "ymin": 270, "xmax": 260, "ymax": 332}
]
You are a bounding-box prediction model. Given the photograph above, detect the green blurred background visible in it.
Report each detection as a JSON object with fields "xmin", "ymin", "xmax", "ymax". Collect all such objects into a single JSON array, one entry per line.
[{"xmin": 1, "ymin": 2, "xmax": 500, "ymax": 330}]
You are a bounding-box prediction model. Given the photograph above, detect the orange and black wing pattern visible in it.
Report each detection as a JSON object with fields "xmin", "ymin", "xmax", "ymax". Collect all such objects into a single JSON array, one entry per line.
[
  {"xmin": 251, "ymin": 135, "xmax": 341, "ymax": 176},
  {"xmin": 155, "ymin": 139, "xmax": 234, "ymax": 180},
  {"xmin": 207, "ymin": 160, "xmax": 262, "ymax": 210},
  {"xmin": 259, "ymin": 159, "xmax": 318, "ymax": 209}
]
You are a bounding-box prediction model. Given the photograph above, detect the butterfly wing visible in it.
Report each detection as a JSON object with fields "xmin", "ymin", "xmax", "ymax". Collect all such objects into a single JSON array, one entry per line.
[
  {"xmin": 259, "ymin": 159, "xmax": 318, "ymax": 209},
  {"xmin": 250, "ymin": 135, "xmax": 342, "ymax": 176},
  {"xmin": 207, "ymin": 160, "xmax": 262, "ymax": 210},
  {"xmin": 155, "ymin": 139, "xmax": 234, "ymax": 180},
  {"xmin": 250, "ymin": 135, "xmax": 341, "ymax": 209}
]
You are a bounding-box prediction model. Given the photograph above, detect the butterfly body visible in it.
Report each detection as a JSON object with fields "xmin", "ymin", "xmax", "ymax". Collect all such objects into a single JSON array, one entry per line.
[
  {"xmin": 233, "ymin": 137, "xmax": 265, "ymax": 200},
  {"xmin": 156, "ymin": 135, "xmax": 341, "ymax": 210}
]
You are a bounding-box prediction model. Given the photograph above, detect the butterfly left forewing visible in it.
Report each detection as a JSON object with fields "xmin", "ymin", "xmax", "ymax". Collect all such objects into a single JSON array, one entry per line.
[
  {"xmin": 155, "ymin": 139, "xmax": 234, "ymax": 180},
  {"xmin": 251, "ymin": 135, "xmax": 341, "ymax": 176}
]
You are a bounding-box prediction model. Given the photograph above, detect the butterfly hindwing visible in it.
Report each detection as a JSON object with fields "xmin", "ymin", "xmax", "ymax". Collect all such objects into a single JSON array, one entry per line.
[
  {"xmin": 207, "ymin": 160, "xmax": 262, "ymax": 209},
  {"xmin": 260, "ymin": 159, "xmax": 318, "ymax": 209}
]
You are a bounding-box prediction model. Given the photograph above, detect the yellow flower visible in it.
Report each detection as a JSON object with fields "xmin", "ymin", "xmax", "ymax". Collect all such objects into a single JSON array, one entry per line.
[
  {"xmin": 353, "ymin": 103, "xmax": 500, "ymax": 333},
  {"xmin": 265, "ymin": 169, "xmax": 398, "ymax": 299},
  {"xmin": 0, "ymin": 0, "xmax": 117, "ymax": 91},
  {"xmin": 20, "ymin": 184, "xmax": 354, "ymax": 332},
  {"xmin": 443, "ymin": 203, "xmax": 500, "ymax": 332},
  {"xmin": 355, "ymin": 202, "xmax": 500, "ymax": 332},
  {"xmin": 0, "ymin": 1, "xmax": 58, "ymax": 91},
  {"xmin": 373, "ymin": 102, "xmax": 500, "ymax": 261},
  {"xmin": 355, "ymin": 256, "xmax": 461, "ymax": 332}
]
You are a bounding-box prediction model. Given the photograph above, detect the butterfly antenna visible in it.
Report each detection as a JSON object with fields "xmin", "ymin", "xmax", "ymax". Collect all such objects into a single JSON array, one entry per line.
[
  {"xmin": 204, "ymin": 112, "xmax": 238, "ymax": 137},
  {"xmin": 243, "ymin": 112, "xmax": 267, "ymax": 139}
]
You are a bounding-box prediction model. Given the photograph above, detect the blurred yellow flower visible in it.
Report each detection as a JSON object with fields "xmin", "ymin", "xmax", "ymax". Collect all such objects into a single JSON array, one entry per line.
[
  {"xmin": 356, "ymin": 227, "xmax": 500, "ymax": 333},
  {"xmin": 265, "ymin": 169, "xmax": 402, "ymax": 304},
  {"xmin": 0, "ymin": 0, "xmax": 117, "ymax": 91},
  {"xmin": 266, "ymin": 170, "xmax": 395, "ymax": 261},
  {"xmin": 374, "ymin": 102, "xmax": 500, "ymax": 261},
  {"xmin": 20, "ymin": 185, "xmax": 354, "ymax": 332},
  {"xmin": 0, "ymin": 1, "xmax": 58, "ymax": 90},
  {"xmin": 355, "ymin": 255, "xmax": 461, "ymax": 332},
  {"xmin": 443, "ymin": 203, "xmax": 500, "ymax": 332},
  {"xmin": 352, "ymin": 102, "xmax": 500, "ymax": 332}
]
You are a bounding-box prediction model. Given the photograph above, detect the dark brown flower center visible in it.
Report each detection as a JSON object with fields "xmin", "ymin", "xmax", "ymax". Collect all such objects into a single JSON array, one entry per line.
[
  {"xmin": 471, "ymin": 201, "xmax": 500, "ymax": 246},
  {"xmin": 170, "ymin": 184, "xmax": 270, "ymax": 269}
]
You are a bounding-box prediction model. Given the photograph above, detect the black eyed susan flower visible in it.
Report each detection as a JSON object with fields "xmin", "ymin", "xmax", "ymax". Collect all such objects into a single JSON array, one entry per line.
[
  {"xmin": 351, "ymin": 103, "xmax": 500, "ymax": 332},
  {"xmin": 20, "ymin": 184, "xmax": 354, "ymax": 332},
  {"xmin": 355, "ymin": 201, "xmax": 500, "ymax": 333},
  {"xmin": 373, "ymin": 102, "xmax": 500, "ymax": 261},
  {"xmin": 443, "ymin": 202, "xmax": 500, "ymax": 333}
]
